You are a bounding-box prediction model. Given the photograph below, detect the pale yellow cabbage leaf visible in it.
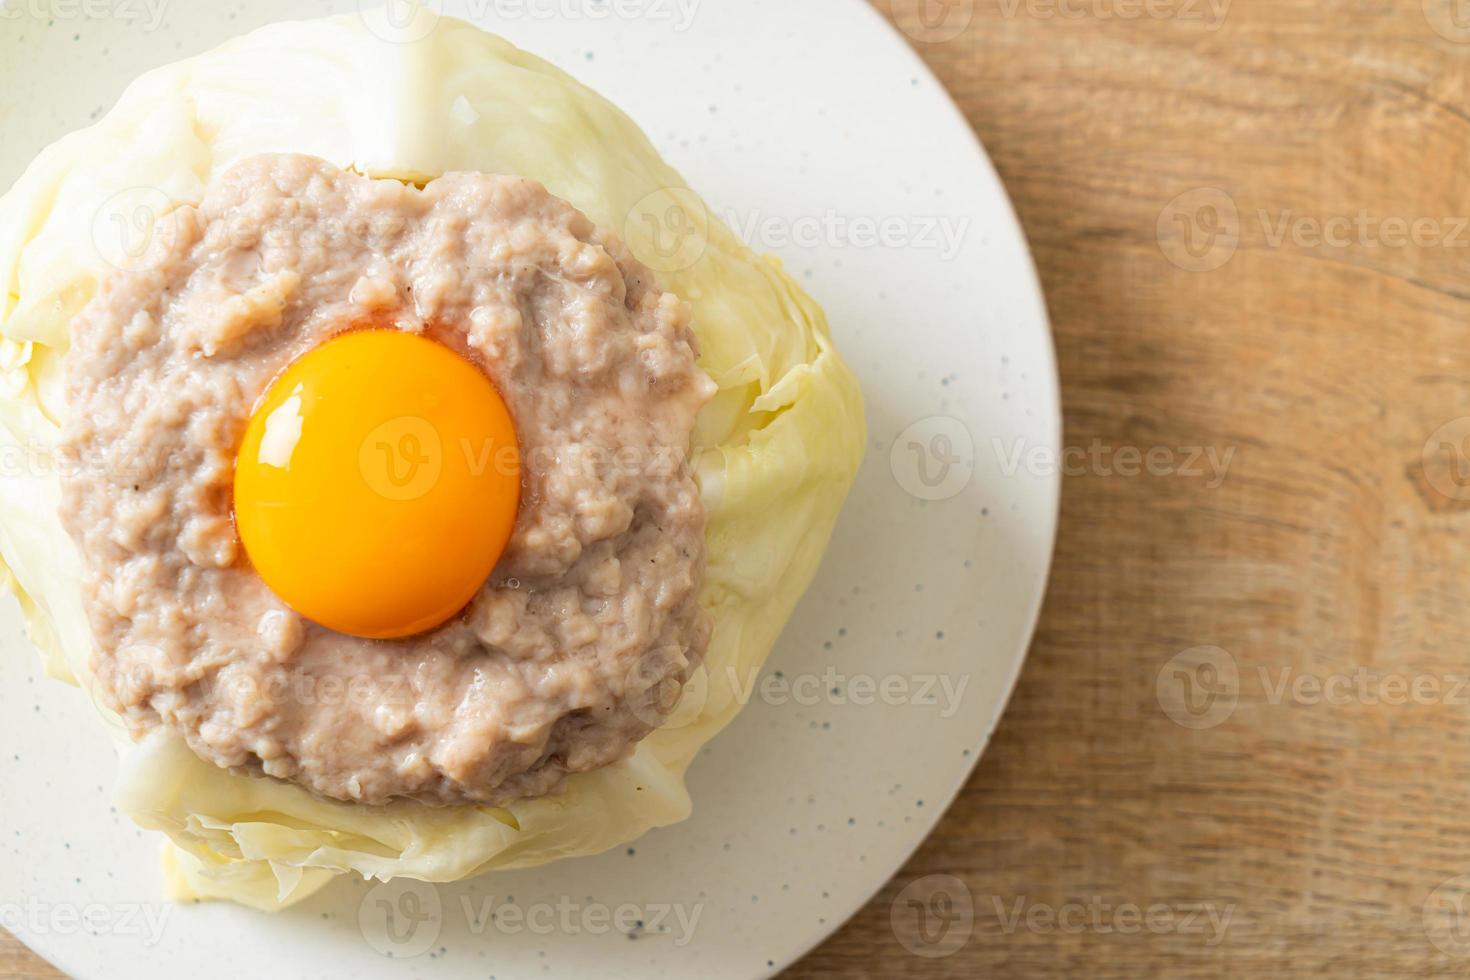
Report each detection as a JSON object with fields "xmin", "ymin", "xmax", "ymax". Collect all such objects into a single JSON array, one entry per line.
[{"xmin": 0, "ymin": 8, "xmax": 864, "ymax": 910}]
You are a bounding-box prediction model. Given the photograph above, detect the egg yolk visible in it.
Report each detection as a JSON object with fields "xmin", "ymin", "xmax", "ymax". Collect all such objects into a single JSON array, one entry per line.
[{"xmin": 234, "ymin": 329, "xmax": 520, "ymax": 639}]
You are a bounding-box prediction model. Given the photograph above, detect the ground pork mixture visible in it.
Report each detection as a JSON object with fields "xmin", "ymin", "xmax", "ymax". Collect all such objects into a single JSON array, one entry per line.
[{"xmin": 59, "ymin": 154, "xmax": 716, "ymax": 806}]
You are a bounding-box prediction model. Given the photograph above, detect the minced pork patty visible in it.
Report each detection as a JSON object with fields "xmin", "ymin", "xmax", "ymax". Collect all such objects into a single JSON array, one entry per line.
[{"xmin": 59, "ymin": 154, "xmax": 716, "ymax": 806}]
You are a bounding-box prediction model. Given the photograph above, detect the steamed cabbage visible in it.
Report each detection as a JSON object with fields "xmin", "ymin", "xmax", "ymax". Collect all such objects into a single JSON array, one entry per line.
[{"xmin": 0, "ymin": 7, "xmax": 863, "ymax": 910}]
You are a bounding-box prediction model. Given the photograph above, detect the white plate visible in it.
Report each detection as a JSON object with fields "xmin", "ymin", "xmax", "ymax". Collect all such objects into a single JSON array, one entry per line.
[{"xmin": 0, "ymin": 1, "xmax": 1058, "ymax": 976}]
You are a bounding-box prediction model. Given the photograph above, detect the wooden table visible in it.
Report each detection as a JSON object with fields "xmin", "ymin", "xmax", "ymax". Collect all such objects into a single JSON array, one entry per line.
[{"xmin": 8, "ymin": 0, "xmax": 1470, "ymax": 975}]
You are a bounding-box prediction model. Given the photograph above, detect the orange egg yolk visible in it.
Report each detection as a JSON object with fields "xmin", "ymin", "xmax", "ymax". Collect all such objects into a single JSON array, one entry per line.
[{"xmin": 233, "ymin": 329, "xmax": 520, "ymax": 639}]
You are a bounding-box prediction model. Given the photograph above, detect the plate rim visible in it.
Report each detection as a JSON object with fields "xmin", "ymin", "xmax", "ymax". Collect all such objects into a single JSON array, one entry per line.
[{"xmin": 769, "ymin": 3, "xmax": 1060, "ymax": 973}]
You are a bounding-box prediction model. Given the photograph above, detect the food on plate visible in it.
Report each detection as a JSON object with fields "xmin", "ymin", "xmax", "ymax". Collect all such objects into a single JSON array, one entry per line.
[
  {"xmin": 0, "ymin": 6, "xmax": 864, "ymax": 910},
  {"xmin": 64, "ymin": 155, "xmax": 714, "ymax": 807}
]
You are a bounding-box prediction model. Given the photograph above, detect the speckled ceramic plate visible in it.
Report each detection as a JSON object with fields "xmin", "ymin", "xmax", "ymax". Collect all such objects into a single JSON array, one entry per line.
[{"xmin": 0, "ymin": 1, "xmax": 1058, "ymax": 977}]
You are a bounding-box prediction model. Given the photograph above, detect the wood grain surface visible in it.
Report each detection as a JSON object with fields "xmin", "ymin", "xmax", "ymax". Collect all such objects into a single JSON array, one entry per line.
[{"xmin": 8, "ymin": 0, "xmax": 1470, "ymax": 976}]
